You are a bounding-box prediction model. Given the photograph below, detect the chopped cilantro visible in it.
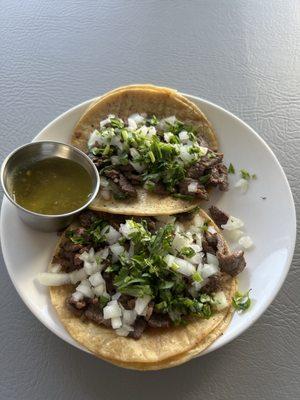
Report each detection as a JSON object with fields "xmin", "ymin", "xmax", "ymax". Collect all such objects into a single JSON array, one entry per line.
[
  {"xmin": 199, "ymin": 174, "xmax": 211, "ymax": 185},
  {"xmin": 99, "ymin": 295, "xmax": 110, "ymax": 307},
  {"xmin": 180, "ymin": 247, "xmax": 196, "ymax": 258},
  {"xmin": 146, "ymin": 115, "xmax": 158, "ymax": 126},
  {"xmin": 192, "ymin": 272, "xmax": 203, "ymax": 282},
  {"xmin": 110, "ymin": 118, "xmax": 124, "ymax": 129},
  {"xmin": 228, "ymin": 163, "xmax": 235, "ymax": 174},
  {"xmin": 232, "ymin": 290, "xmax": 251, "ymax": 311},
  {"xmin": 252, "ymin": 174, "xmax": 257, "ymax": 179},
  {"xmin": 201, "ymin": 220, "xmax": 210, "ymax": 232},
  {"xmin": 172, "ymin": 193, "xmax": 195, "ymax": 201}
]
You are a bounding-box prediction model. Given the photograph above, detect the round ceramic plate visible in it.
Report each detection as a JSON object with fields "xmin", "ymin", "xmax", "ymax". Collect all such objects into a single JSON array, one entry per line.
[{"xmin": 0, "ymin": 94, "xmax": 296, "ymax": 362}]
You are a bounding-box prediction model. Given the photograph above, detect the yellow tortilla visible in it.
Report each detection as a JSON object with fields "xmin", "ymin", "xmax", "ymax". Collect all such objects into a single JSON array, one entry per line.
[
  {"xmin": 49, "ymin": 210, "xmax": 236, "ymax": 369},
  {"xmin": 72, "ymin": 84, "xmax": 218, "ymax": 216}
]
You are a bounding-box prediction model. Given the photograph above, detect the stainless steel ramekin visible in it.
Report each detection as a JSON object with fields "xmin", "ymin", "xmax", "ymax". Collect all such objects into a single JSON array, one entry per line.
[{"xmin": 1, "ymin": 141, "xmax": 100, "ymax": 232}]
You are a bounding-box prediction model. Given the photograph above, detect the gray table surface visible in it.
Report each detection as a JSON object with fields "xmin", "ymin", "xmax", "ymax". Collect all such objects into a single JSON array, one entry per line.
[{"xmin": 0, "ymin": 1, "xmax": 299, "ymax": 399}]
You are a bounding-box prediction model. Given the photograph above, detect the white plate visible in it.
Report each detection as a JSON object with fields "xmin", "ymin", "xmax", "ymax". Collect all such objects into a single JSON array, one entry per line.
[{"xmin": 0, "ymin": 94, "xmax": 296, "ymax": 360}]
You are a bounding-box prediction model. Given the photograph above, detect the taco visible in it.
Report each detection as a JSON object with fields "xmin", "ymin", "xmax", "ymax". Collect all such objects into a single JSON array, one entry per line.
[
  {"xmin": 38, "ymin": 208, "xmax": 246, "ymax": 370},
  {"xmin": 72, "ymin": 84, "xmax": 229, "ymax": 215}
]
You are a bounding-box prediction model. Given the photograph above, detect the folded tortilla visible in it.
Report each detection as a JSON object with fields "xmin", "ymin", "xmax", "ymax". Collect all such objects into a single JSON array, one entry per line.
[
  {"xmin": 49, "ymin": 209, "xmax": 236, "ymax": 369},
  {"xmin": 71, "ymin": 84, "xmax": 218, "ymax": 216}
]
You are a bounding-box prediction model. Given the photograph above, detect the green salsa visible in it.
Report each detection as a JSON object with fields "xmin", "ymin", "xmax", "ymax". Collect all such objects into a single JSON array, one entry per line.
[{"xmin": 11, "ymin": 157, "xmax": 93, "ymax": 215}]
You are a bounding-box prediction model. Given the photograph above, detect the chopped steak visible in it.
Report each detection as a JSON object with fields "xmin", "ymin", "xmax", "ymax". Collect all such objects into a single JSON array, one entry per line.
[
  {"xmin": 148, "ymin": 313, "xmax": 172, "ymax": 328},
  {"xmin": 102, "ymin": 272, "xmax": 115, "ymax": 295},
  {"xmin": 104, "ymin": 169, "xmax": 137, "ymax": 197},
  {"xmin": 152, "ymin": 183, "xmax": 169, "ymax": 195},
  {"xmin": 119, "ymin": 294, "xmax": 135, "ymax": 310},
  {"xmin": 178, "ymin": 178, "xmax": 209, "ymax": 200},
  {"xmin": 176, "ymin": 210, "xmax": 196, "ymax": 222},
  {"xmin": 79, "ymin": 210, "xmax": 96, "ymax": 228},
  {"xmin": 123, "ymin": 172, "xmax": 142, "ymax": 185},
  {"xmin": 129, "ymin": 317, "xmax": 147, "ymax": 340},
  {"xmin": 209, "ymin": 164, "xmax": 229, "ymax": 191},
  {"xmin": 66, "ymin": 296, "xmax": 87, "ymax": 317},
  {"xmin": 145, "ymin": 301, "xmax": 154, "ymax": 321},
  {"xmin": 201, "ymin": 274, "xmax": 223, "ymax": 294},
  {"xmin": 84, "ymin": 304, "xmax": 111, "ymax": 328},
  {"xmin": 217, "ymin": 250, "xmax": 246, "ymax": 276},
  {"xmin": 187, "ymin": 152, "xmax": 223, "ymax": 179},
  {"xmin": 209, "ymin": 206, "xmax": 229, "ymax": 229},
  {"xmin": 202, "ymin": 231, "xmax": 219, "ymax": 254}
]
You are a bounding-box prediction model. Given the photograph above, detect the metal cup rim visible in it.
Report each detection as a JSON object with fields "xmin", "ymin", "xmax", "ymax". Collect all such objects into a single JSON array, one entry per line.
[{"xmin": 1, "ymin": 141, "xmax": 100, "ymax": 219}]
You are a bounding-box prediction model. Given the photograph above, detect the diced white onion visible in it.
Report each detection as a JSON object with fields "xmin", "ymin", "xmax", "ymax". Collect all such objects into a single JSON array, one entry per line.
[
  {"xmin": 123, "ymin": 309, "xmax": 137, "ymax": 325},
  {"xmin": 110, "ymin": 243, "xmax": 124, "ymax": 257},
  {"xmin": 239, "ymin": 236, "xmax": 253, "ymax": 249},
  {"xmin": 135, "ymin": 295, "xmax": 152, "ymax": 316},
  {"xmin": 235, "ymin": 178, "xmax": 249, "ymax": 193},
  {"xmin": 76, "ymin": 280, "xmax": 94, "ymax": 298},
  {"xmin": 71, "ymin": 291, "xmax": 84, "ymax": 302},
  {"xmin": 165, "ymin": 255, "xmax": 196, "ymax": 276},
  {"xmin": 104, "ymin": 225, "xmax": 121, "ymax": 245},
  {"xmin": 103, "ymin": 300, "xmax": 122, "ymax": 319},
  {"xmin": 93, "ymin": 284, "xmax": 107, "ymax": 296},
  {"xmin": 206, "ymin": 253, "xmax": 219, "ymax": 267},
  {"xmin": 128, "ymin": 118, "xmax": 137, "ymax": 130},
  {"xmin": 187, "ymin": 181, "xmax": 199, "ymax": 193},
  {"xmin": 128, "ymin": 113, "xmax": 145, "ymax": 125},
  {"xmin": 111, "ymin": 317, "xmax": 122, "ymax": 329},
  {"xmin": 89, "ymin": 272, "xmax": 104, "ymax": 287},
  {"xmin": 221, "ymin": 216, "xmax": 244, "ymax": 231},
  {"xmin": 130, "ymin": 161, "xmax": 145, "ymax": 173},
  {"xmin": 112, "ymin": 292, "xmax": 122, "ymax": 300},
  {"xmin": 207, "ymin": 226, "xmax": 217, "ymax": 234},
  {"xmin": 49, "ymin": 263, "xmax": 62, "ymax": 273},
  {"xmin": 201, "ymin": 263, "xmax": 219, "ymax": 279},
  {"xmin": 69, "ymin": 268, "xmax": 87, "ymax": 284},
  {"xmin": 213, "ymin": 291, "xmax": 228, "ymax": 310},
  {"xmin": 179, "ymin": 130, "xmax": 189, "ymax": 143},
  {"xmin": 37, "ymin": 272, "xmax": 70, "ymax": 286}
]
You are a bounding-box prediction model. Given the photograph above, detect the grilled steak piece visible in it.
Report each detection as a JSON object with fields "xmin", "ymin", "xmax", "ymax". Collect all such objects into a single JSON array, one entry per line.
[
  {"xmin": 129, "ymin": 317, "xmax": 147, "ymax": 340},
  {"xmin": 209, "ymin": 206, "xmax": 229, "ymax": 229},
  {"xmin": 209, "ymin": 164, "xmax": 229, "ymax": 191},
  {"xmin": 104, "ymin": 169, "xmax": 137, "ymax": 198},
  {"xmin": 148, "ymin": 313, "xmax": 171, "ymax": 328}
]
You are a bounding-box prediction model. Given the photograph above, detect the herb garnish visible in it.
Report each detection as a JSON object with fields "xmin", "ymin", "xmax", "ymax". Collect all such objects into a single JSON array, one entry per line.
[
  {"xmin": 240, "ymin": 169, "xmax": 257, "ymax": 181},
  {"xmin": 228, "ymin": 163, "xmax": 235, "ymax": 174},
  {"xmin": 232, "ymin": 290, "xmax": 251, "ymax": 311}
]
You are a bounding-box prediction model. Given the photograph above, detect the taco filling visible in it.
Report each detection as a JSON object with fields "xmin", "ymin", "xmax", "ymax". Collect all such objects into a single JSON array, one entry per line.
[
  {"xmin": 87, "ymin": 114, "xmax": 228, "ymax": 201},
  {"xmin": 39, "ymin": 210, "xmax": 245, "ymax": 340}
]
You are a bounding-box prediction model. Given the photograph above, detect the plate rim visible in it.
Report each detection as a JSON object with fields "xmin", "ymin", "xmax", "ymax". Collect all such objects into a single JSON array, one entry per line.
[{"xmin": 1, "ymin": 92, "xmax": 296, "ymax": 359}]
